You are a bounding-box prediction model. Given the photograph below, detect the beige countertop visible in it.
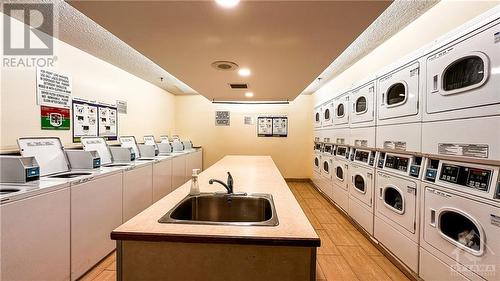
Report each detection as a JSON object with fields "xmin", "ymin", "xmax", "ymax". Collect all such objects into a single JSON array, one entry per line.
[{"xmin": 111, "ymin": 155, "xmax": 320, "ymax": 247}]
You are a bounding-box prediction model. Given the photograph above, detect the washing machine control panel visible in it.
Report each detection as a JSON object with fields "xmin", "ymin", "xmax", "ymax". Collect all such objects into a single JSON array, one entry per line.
[
  {"xmin": 385, "ymin": 155, "xmax": 409, "ymax": 172},
  {"xmin": 439, "ymin": 164, "xmax": 491, "ymax": 192},
  {"xmin": 336, "ymin": 146, "xmax": 349, "ymax": 159}
]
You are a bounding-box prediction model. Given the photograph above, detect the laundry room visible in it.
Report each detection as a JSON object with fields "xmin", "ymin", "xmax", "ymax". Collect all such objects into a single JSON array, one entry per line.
[{"xmin": 0, "ymin": 1, "xmax": 499, "ymax": 281}]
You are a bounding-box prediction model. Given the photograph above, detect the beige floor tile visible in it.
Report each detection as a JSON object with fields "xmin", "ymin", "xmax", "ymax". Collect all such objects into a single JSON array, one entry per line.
[
  {"xmin": 316, "ymin": 262, "xmax": 327, "ymax": 281},
  {"xmin": 323, "ymin": 224, "xmax": 358, "ymax": 246},
  {"xmin": 305, "ymin": 197, "xmax": 325, "ymax": 209},
  {"xmin": 93, "ymin": 270, "xmax": 116, "ymax": 281},
  {"xmin": 311, "ymin": 208, "xmax": 338, "ymax": 224},
  {"xmin": 348, "ymin": 230, "xmax": 381, "ymax": 256},
  {"xmin": 316, "ymin": 229, "xmax": 341, "ymax": 255},
  {"xmin": 333, "ymin": 212, "xmax": 357, "ymax": 232},
  {"xmin": 318, "ymin": 254, "xmax": 359, "ymax": 281},
  {"xmin": 303, "ymin": 207, "xmax": 324, "ymax": 230},
  {"xmin": 371, "ymin": 256, "xmax": 411, "ymax": 281},
  {"xmin": 337, "ymin": 246, "xmax": 392, "ymax": 281}
]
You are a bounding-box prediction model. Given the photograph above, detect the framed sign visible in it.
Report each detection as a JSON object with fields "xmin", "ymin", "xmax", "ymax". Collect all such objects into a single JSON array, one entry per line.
[
  {"xmin": 72, "ymin": 98, "xmax": 98, "ymax": 142},
  {"xmin": 215, "ymin": 111, "xmax": 230, "ymax": 126},
  {"xmin": 272, "ymin": 117, "xmax": 288, "ymax": 137},
  {"xmin": 257, "ymin": 117, "xmax": 273, "ymax": 137}
]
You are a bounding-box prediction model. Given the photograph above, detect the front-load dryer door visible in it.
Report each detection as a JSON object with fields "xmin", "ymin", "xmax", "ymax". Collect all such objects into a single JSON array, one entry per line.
[
  {"xmin": 425, "ymin": 23, "xmax": 500, "ymax": 115},
  {"xmin": 333, "ymin": 160, "xmax": 348, "ymax": 191},
  {"xmin": 322, "ymin": 102, "xmax": 333, "ymax": 127},
  {"xmin": 350, "ymin": 82, "xmax": 375, "ymax": 125},
  {"xmin": 333, "ymin": 96, "xmax": 349, "ymax": 126},
  {"xmin": 422, "ymin": 185, "xmax": 500, "ymax": 280},
  {"xmin": 376, "ymin": 171, "xmax": 417, "ymax": 234},
  {"xmin": 314, "ymin": 155, "xmax": 321, "ymax": 173},
  {"xmin": 322, "ymin": 158, "xmax": 332, "ymax": 180},
  {"xmin": 349, "ymin": 164, "xmax": 374, "ymax": 208},
  {"xmin": 378, "ymin": 61, "xmax": 420, "ymax": 120},
  {"xmin": 314, "ymin": 109, "xmax": 322, "ymax": 128}
]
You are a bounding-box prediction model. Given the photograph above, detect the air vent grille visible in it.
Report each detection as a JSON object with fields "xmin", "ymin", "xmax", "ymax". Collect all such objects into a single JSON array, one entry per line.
[{"xmin": 229, "ymin": 83, "xmax": 248, "ymax": 89}]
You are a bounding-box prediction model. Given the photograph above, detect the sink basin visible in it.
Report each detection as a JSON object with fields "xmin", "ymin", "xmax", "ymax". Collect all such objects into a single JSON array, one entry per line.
[
  {"xmin": 158, "ymin": 193, "xmax": 279, "ymax": 226},
  {"xmin": 49, "ymin": 172, "xmax": 92, "ymax": 178}
]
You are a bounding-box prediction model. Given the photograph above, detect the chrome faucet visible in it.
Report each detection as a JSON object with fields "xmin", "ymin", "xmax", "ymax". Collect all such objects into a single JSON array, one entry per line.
[{"xmin": 209, "ymin": 172, "xmax": 233, "ymax": 194}]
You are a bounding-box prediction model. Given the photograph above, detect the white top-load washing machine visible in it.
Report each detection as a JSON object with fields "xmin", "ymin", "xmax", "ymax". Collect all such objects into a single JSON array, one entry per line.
[
  {"xmin": 422, "ymin": 12, "xmax": 500, "ymax": 162},
  {"xmin": 1, "ymin": 180, "xmax": 70, "ymax": 281},
  {"xmin": 332, "ymin": 90, "xmax": 351, "ymax": 146},
  {"xmin": 331, "ymin": 144, "xmax": 351, "ymax": 213},
  {"xmin": 374, "ymin": 151, "xmax": 424, "ymax": 273},
  {"xmin": 319, "ymin": 142, "xmax": 335, "ymax": 200},
  {"xmin": 376, "ymin": 53, "xmax": 424, "ymax": 154},
  {"xmin": 321, "ymin": 99, "xmax": 334, "ymax": 129},
  {"xmin": 419, "ymin": 157, "xmax": 500, "ymax": 281},
  {"xmin": 349, "ymin": 78, "xmax": 377, "ymax": 149},
  {"xmin": 348, "ymin": 147, "xmax": 377, "ymax": 235},
  {"xmin": 17, "ymin": 137, "xmax": 123, "ymax": 281}
]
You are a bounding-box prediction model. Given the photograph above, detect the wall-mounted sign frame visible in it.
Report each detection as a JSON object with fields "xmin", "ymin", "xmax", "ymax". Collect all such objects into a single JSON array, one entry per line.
[
  {"xmin": 98, "ymin": 103, "xmax": 118, "ymax": 141},
  {"xmin": 72, "ymin": 98, "xmax": 98, "ymax": 142},
  {"xmin": 257, "ymin": 115, "xmax": 287, "ymax": 137},
  {"xmin": 215, "ymin": 111, "xmax": 230, "ymax": 126}
]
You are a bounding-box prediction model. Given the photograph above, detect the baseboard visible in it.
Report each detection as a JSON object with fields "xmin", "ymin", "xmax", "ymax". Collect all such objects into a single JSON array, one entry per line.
[{"xmin": 285, "ymin": 178, "xmax": 312, "ymax": 183}]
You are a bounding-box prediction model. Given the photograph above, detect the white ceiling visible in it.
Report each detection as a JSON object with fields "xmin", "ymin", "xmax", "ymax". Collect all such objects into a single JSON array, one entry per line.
[{"xmin": 68, "ymin": 0, "xmax": 391, "ymax": 101}]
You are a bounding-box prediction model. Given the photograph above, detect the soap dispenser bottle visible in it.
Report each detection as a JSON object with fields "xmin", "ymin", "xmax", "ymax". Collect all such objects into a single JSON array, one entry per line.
[{"xmin": 189, "ymin": 168, "xmax": 201, "ymax": 195}]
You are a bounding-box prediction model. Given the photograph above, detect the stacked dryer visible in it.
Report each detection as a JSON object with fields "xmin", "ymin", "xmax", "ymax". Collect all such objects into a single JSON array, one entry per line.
[
  {"xmin": 331, "ymin": 144, "xmax": 351, "ymax": 213},
  {"xmin": 348, "ymin": 148, "xmax": 377, "ymax": 235},
  {"xmin": 374, "ymin": 151, "xmax": 424, "ymax": 273},
  {"xmin": 332, "ymin": 90, "xmax": 350, "ymax": 146},
  {"xmin": 312, "ymin": 136, "xmax": 323, "ymax": 189},
  {"xmin": 421, "ymin": 14, "xmax": 500, "ymax": 162},
  {"xmin": 349, "ymin": 78, "xmax": 376, "ymax": 148},
  {"xmin": 419, "ymin": 157, "xmax": 500, "ymax": 281},
  {"xmin": 319, "ymin": 142, "xmax": 335, "ymax": 200}
]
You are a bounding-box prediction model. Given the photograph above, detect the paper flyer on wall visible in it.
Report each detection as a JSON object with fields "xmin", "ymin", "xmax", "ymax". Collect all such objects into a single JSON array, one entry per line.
[
  {"xmin": 36, "ymin": 68, "xmax": 72, "ymax": 108},
  {"xmin": 72, "ymin": 98, "xmax": 98, "ymax": 142},
  {"xmin": 272, "ymin": 116, "xmax": 288, "ymax": 137},
  {"xmin": 257, "ymin": 117, "xmax": 273, "ymax": 137},
  {"xmin": 98, "ymin": 103, "xmax": 118, "ymax": 141}
]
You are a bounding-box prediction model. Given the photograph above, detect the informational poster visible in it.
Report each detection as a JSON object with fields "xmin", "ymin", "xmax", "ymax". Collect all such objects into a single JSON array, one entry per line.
[
  {"xmin": 72, "ymin": 98, "xmax": 98, "ymax": 142},
  {"xmin": 117, "ymin": 100, "xmax": 127, "ymax": 114},
  {"xmin": 272, "ymin": 116, "xmax": 288, "ymax": 137},
  {"xmin": 257, "ymin": 117, "xmax": 273, "ymax": 137},
  {"xmin": 215, "ymin": 111, "xmax": 230, "ymax": 126},
  {"xmin": 257, "ymin": 115, "xmax": 288, "ymax": 137},
  {"xmin": 98, "ymin": 103, "xmax": 118, "ymax": 141},
  {"xmin": 36, "ymin": 68, "xmax": 72, "ymax": 108},
  {"xmin": 41, "ymin": 105, "xmax": 70, "ymax": 130}
]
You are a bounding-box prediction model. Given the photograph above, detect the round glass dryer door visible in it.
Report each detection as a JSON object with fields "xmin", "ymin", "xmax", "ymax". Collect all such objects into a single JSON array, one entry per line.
[
  {"xmin": 314, "ymin": 157, "xmax": 319, "ymax": 168},
  {"xmin": 324, "ymin": 108, "xmax": 330, "ymax": 121},
  {"xmin": 383, "ymin": 186, "xmax": 404, "ymax": 214},
  {"xmin": 315, "ymin": 112, "xmax": 320, "ymax": 123},
  {"xmin": 353, "ymin": 174, "xmax": 366, "ymax": 194},
  {"xmin": 323, "ymin": 160, "xmax": 330, "ymax": 174},
  {"xmin": 443, "ymin": 56, "xmax": 484, "ymax": 92},
  {"xmin": 437, "ymin": 209, "xmax": 483, "ymax": 255}
]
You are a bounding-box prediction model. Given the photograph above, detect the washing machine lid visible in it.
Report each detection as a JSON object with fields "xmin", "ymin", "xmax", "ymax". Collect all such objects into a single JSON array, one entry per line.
[
  {"xmin": 17, "ymin": 137, "xmax": 70, "ymax": 177},
  {"xmin": 119, "ymin": 136, "xmax": 141, "ymax": 158},
  {"xmin": 81, "ymin": 137, "xmax": 113, "ymax": 165},
  {"xmin": 159, "ymin": 135, "xmax": 170, "ymax": 143},
  {"xmin": 143, "ymin": 135, "xmax": 160, "ymax": 151}
]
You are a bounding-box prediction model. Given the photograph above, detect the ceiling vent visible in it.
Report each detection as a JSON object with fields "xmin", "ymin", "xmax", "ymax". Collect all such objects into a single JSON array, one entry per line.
[
  {"xmin": 211, "ymin": 61, "xmax": 239, "ymax": 71},
  {"xmin": 229, "ymin": 83, "xmax": 248, "ymax": 89}
]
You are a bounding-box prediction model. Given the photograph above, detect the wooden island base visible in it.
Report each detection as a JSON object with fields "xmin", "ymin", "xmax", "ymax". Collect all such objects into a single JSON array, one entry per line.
[{"xmin": 117, "ymin": 240, "xmax": 316, "ymax": 281}]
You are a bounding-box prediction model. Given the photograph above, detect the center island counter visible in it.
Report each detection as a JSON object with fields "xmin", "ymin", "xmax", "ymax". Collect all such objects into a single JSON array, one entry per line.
[{"xmin": 111, "ymin": 155, "xmax": 320, "ymax": 281}]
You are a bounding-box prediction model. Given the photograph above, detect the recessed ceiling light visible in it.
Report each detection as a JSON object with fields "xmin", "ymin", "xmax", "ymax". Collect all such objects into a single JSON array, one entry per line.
[
  {"xmin": 215, "ymin": 0, "xmax": 240, "ymax": 8},
  {"xmin": 245, "ymin": 92, "xmax": 254, "ymax": 98},
  {"xmin": 238, "ymin": 68, "xmax": 251, "ymax": 77}
]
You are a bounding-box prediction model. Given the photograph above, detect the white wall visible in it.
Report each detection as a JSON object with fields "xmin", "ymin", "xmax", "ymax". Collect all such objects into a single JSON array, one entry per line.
[
  {"xmin": 313, "ymin": 1, "xmax": 499, "ymax": 105},
  {"xmin": 175, "ymin": 95, "xmax": 313, "ymax": 178},
  {"xmin": 0, "ymin": 13, "xmax": 176, "ymax": 151}
]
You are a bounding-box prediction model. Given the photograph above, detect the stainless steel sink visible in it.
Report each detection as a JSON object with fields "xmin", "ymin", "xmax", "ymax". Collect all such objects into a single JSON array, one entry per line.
[{"xmin": 158, "ymin": 193, "xmax": 279, "ymax": 226}]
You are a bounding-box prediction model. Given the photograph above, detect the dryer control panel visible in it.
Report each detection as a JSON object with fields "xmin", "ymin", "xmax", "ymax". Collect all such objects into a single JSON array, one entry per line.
[
  {"xmin": 335, "ymin": 146, "xmax": 350, "ymax": 160},
  {"xmin": 439, "ymin": 163, "xmax": 491, "ymax": 192},
  {"xmin": 379, "ymin": 152, "xmax": 422, "ymax": 178}
]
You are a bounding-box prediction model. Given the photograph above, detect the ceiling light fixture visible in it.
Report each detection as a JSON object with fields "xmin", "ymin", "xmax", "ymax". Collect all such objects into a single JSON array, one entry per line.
[
  {"xmin": 238, "ymin": 68, "xmax": 251, "ymax": 77},
  {"xmin": 245, "ymin": 92, "xmax": 254, "ymax": 98},
  {"xmin": 215, "ymin": 0, "xmax": 240, "ymax": 8}
]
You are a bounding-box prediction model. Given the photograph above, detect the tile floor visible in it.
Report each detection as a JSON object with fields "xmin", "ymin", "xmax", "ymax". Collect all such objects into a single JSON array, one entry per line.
[{"xmin": 81, "ymin": 181, "xmax": 410, "ymax": 281}]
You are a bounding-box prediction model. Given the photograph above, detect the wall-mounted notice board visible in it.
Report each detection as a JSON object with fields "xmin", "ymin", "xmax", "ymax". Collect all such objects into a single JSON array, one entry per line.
[
  {"xmin": 98, "ymin": 103, "xmax": 118, "ymax": 141},
  {"xmin": 72, "ymin": 98, "xmax": 98, "ymax": 142},
  {"xmin": 257, "ymin": 116, "xmax": 288, "ymax": 137}
]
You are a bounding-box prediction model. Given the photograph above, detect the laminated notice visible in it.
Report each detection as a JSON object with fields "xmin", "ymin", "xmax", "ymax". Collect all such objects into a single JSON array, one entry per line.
[
  {"xmin": 384, "ymin": 141, "xmax": 407, "ymax": 151},
  {"xmin": 438, "ymin": 143, "xmax": 488, "ymax": 158}
]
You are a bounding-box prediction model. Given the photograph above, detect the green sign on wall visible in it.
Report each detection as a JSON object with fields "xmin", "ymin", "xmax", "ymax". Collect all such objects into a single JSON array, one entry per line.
[{"xmin": 41, "ymin": 105, "xmax": 70, "ymax": 130}]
